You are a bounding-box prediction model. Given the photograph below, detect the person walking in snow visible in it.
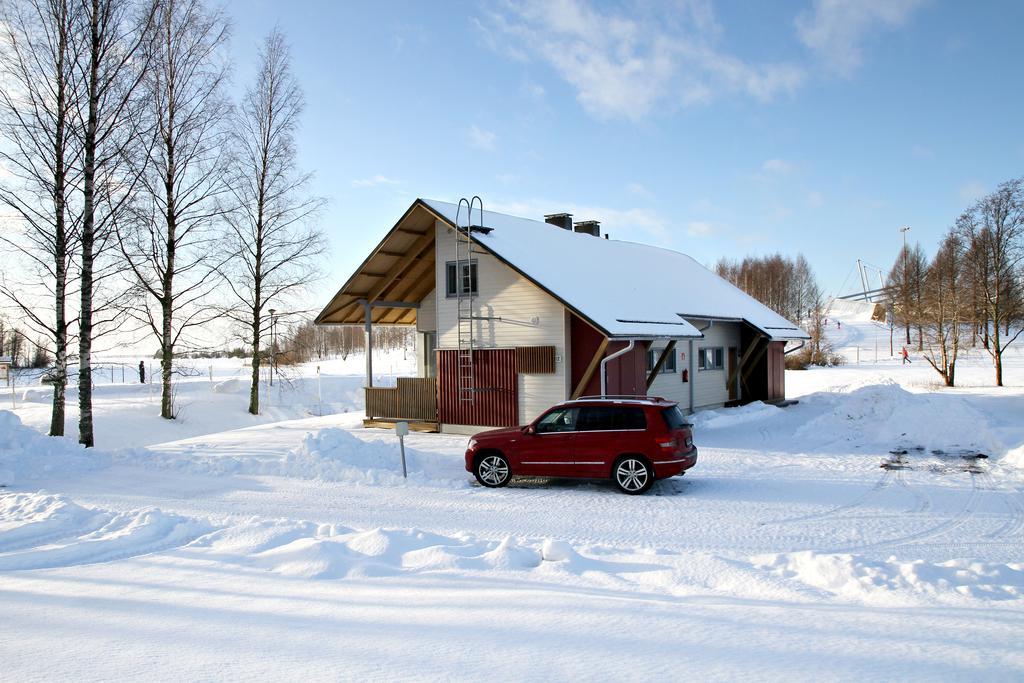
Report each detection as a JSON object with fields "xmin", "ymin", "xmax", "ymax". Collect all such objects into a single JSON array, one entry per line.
[
  {"xmin": 901, "ymin": 346, "xmax": 911, "ymax": 364},
  {"xmin": 837, "ymin": 320, "xmax": 841, "ymax": 330}
]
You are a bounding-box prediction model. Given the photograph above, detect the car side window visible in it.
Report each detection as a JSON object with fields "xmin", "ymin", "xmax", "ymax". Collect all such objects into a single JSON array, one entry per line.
[
  {"xmin": 535, "ymin": 407, "xmax": 579, "ymax": 434},
  {"xmin": 578, "ymin": 406, "xmax": 647, "ymax": 431},
  {"xmin": 578, "ymin": 407, "xmax": 614, "ymax": 431}
]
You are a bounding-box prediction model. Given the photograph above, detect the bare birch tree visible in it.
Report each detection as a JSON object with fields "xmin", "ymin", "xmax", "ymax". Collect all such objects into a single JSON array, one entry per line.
[
  {"xmin": 0, "ymin": 0, "xmax": 82, "ymax": 435},
  {"xmin": 957, "ymin": 178, "xmax": 1024, "ymax": 387},
  {"xmin": 224, "ymin": 29, "xmax": 324, "ymax": 416},
  {"xmin": 72, "ymin": 0, "xmax": 155, "ymax": 446},
  {"xmin": 118, "ymin": 0, "xmax": 231, "ymax": 419}
]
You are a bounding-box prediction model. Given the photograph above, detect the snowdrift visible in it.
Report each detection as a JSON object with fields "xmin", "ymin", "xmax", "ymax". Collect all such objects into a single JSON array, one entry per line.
[
  {"xmin": 0, "ymin": 411, "xmax": 108, "ymax": 486},
  {"xmin": 0, "ymin": 492, "xmax": 211, "ymax": 570},
  {"xmin": 755, "ymin": 551, "xmax": 1024, "ymax": 603}
]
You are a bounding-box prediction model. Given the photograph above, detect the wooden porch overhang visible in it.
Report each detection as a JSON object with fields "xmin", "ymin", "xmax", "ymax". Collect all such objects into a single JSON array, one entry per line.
[{"xmin": 314, "ymin": 202, "xmax": 440, "ymax": 327}]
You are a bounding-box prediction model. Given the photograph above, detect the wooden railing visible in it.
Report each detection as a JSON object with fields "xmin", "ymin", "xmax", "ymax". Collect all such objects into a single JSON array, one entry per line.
[{"xmin": 365, "ymin": 377, "xmax": 437, "ymax": 422}]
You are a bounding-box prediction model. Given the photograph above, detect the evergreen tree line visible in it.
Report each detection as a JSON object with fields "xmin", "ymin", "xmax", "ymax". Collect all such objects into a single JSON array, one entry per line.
[
  {"xmin": 886, "ymin": 178, "xmax": 1024, "ymax": 387},
  {"xmin": 0, "ymin": 0, "xmax": 324, "ymax": 444}
]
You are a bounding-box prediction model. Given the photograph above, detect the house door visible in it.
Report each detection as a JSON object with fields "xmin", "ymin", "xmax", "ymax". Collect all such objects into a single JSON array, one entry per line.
[{"xmin": 727, "ymin": 347, "xmax": 738, "ymax": 401}]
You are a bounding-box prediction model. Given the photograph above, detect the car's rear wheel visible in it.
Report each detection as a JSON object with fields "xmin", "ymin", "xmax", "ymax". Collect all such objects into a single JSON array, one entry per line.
[
  {"xmin": 474, "ymin": 452, "xmax": 511, "ymax": 488},
  {"xmin": 612, "ymin": 455, "xmax": 654, "ymax": 494}
]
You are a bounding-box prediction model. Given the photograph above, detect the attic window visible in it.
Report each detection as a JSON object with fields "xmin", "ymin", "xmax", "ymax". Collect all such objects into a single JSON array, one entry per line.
[{"xmin": 445, "ymin": 260, "xmax": 478, "ymax": 297}]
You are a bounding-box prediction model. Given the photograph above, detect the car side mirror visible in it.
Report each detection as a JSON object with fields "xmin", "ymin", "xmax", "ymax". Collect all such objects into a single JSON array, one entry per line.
[{"xmin": 523, "ymin": 425, "xmax": 535, "ymax": 435}]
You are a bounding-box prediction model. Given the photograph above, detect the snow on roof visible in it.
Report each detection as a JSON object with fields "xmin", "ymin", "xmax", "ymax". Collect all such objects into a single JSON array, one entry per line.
[{"xmin": 422, "ymin": 199, "xmax": 809, "ymax": 341}]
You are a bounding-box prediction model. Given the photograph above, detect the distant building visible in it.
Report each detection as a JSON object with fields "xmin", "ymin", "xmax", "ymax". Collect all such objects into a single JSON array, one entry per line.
[{"xmin": 317, "ymin": 199, "xmax": 808, "ymax": 432}]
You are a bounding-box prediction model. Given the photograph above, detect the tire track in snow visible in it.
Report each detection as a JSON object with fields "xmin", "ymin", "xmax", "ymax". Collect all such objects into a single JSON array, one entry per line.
[
  {"xmin": 758, "ymin": 469, "xmax": 893, "ymax": 527},
  {"xmin": 828, "ymin": 472, "xmax": 984, "ymax": 554},
  {"xmin": 980, "ymin": 474, "xmax": 1024, "ymax": 540}
]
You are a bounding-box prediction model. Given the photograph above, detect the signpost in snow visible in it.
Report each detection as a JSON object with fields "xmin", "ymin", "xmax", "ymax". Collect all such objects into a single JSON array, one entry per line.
[{"xmin": 395, "ymin": 421, "xmax": 409, "ymax": 478}]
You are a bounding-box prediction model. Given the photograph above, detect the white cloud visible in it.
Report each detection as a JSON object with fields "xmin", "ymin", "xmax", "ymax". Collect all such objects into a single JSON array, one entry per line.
[
  {"xmin": 351, "ymin": 174, "xmax": 399, "ymax": 188},
  {"xmin": 958, "ymin": 180, "xmax": 986, "ymax": 203},
  {"xmin": 627, "ymin": 182, "xmax": 653, "ymax": 199},
  {"xmin": 467, "ymin": 125, "xmax": 497, "ymax": 151},
  {"xmin": 479, "ymin": 0, "xmax": 803, "ymax": 120},
  {"xmin": 687, "ymin": 221, "xmax": 715, "ymax": 237},
  {"xmin": 796, "ymin": 0, "xmax": 927, "ymax": 76},
  {"xmin": 761, "ymin": 158, "xmax": 794, "ymax": 175}
]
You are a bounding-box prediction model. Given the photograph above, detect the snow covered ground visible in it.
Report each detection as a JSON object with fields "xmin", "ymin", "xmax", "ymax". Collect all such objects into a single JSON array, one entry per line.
[{"xmin": 2, "ymin": 317, "xmax": 1024, "ymax": 680}]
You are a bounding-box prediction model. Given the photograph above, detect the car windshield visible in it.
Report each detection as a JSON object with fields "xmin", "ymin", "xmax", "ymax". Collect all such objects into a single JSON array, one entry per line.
[
  {"xmin": 536, "ymin": 407, "xmax": 579, "ymax": 433},
  {"xmin": 661, "ymin": 406, "xmax": 692, "ymax": 430}
]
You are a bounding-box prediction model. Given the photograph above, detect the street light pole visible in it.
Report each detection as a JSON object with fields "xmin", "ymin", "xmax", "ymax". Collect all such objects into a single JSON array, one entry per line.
[{"xmin": 899, "ymin": 227, "xmax": 911, "ymax": 346}]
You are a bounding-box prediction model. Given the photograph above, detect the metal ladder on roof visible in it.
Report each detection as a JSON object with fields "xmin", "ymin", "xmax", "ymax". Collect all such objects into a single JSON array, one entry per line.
[{"xmin": 455, "ymin": 196, "xmax": 482, "ymax": 402}]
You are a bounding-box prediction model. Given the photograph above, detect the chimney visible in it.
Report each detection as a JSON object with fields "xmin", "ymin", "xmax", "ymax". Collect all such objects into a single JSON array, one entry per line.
[
  {"xmin": 573, "ymin": 220, "xmax": 601, "ymax": 237},
  {"xmin": 544, "ymin": 213, "xmax": 573, "ymax": 230}
]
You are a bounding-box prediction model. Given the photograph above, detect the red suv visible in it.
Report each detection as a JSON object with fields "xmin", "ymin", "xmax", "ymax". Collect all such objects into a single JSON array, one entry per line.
[{"xmin": 464, "ymin": 396, "xmax": 697, "ymax": 494}]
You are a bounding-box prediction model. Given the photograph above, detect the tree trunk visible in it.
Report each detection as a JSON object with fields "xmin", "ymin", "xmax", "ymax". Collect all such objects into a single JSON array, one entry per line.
[
  {"xmin": 905, "ymin": 322, "xmax": 910, "ymax": 345},
  {"xmin": 49, "ymin": 1, "xmax": 70, "ymax": 437},
  {"xmin": 248, "ymin": 310, "xmax": 260, "ymax": 415},
  {"xmin": 78, "ymin": 0, "xmax": 101, "ymax": 448}
]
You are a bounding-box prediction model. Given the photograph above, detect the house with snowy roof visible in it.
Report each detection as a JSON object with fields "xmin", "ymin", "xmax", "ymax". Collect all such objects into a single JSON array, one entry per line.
[{"xmin": 316, "ymin": 198, "xmax": 808, "ymax": 432}]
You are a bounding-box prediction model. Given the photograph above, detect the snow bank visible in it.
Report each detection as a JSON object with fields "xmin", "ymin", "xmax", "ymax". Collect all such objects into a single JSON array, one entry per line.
[
  {"xmin": 692, "ymin": 401, "xmax": 781, "ymax": 430},
  {"xmin": 0, "ymin": 492, "xmax": 211, "ymax": 570},
  {"xmin": 0, "ymin": 411, "xmax": 108, "ymax": 486},
  {"xmin": 111, "ymin": 427, "xmax": 467, "ymax": 487},
  {"xmin": 754, "ymin": 551, "xmax": 1024, "ymax": 603},
  {"xmin": 795, "ymin": 380, "xmax": 1002, "ymax": 455}
]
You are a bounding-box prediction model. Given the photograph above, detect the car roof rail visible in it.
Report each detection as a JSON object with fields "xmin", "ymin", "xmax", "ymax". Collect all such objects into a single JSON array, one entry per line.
[{"xmin": 570, "ymin": 395, "xmax": 668, "ymax": 402}]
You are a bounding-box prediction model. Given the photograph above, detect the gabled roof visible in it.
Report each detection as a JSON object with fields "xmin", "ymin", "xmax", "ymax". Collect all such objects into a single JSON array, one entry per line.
[{"xmin": 421, "ymin": 199, "xmax": 809, "ymax": 341}]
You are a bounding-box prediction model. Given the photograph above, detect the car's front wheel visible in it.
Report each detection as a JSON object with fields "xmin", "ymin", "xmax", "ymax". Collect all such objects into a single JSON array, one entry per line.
[
  {"xmin": 474, "ymin": 452, "xmax": 511, "ymax": 488},
  {"xmin": 612, "ymin": 455, "xmax": 654, "ymax": 494}
]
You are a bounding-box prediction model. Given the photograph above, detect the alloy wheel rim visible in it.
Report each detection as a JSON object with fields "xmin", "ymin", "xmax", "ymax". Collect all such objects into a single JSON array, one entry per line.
[
  {"xmin": 479, "ymin": 456, "xmax": 508, "ymax": 485},
  {"xmin": 616, "ymin": 459, "xmax": 648, "ymax": 491}
]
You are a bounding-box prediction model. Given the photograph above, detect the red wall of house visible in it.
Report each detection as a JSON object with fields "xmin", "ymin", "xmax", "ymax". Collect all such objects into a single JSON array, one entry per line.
[
  {"xmin": 569, "ymin": 314, "xmax": 649, "ymax": 397},
  {"xmin": 767, "ymin": 341, "xmax": 786, "ymax": 401},
  {"xmin": 437, "ymin": 349, "xmax": 518, "ymax": 426}
]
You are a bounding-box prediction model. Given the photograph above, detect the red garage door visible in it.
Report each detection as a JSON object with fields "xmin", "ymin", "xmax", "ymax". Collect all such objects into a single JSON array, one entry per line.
[{"xmin": 437, "ymin": 349, "xmax": 518, "ymax": 427}]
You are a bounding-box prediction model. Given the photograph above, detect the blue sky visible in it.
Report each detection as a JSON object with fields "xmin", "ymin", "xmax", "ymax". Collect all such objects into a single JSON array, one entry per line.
[{"xmin": 225, "ymin": 0, "xmax": 1024, "ymax": 302}]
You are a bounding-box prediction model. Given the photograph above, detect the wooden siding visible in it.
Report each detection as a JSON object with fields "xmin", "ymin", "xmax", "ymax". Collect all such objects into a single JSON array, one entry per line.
[
  {"xmin": 434, "ymin": 221, "xmax": 568, "ymax": 423},
  {"xmin": 416, "ymin": 287, "xmax": 436, "ymax": 333},
  {"xmin": 437, "ymin": 349, "xmax": 518, "ymax": 427},
  {"xmin": 364, "ymin": 378, "xmax": 437, "ymax": 421},
  {"xmin": 515, "ymin": 346, "xmax": 556, "ymax": 373},
  {"xmin": 365, "ymin": 387, "xmax": 398, "ymax": 420}
]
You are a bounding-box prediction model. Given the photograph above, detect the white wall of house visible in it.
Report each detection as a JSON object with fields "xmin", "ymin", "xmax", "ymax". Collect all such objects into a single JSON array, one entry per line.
[
  {"xmin": 647, "ymin": 344, "xmax": 690, "ymax": 410},
  {"xmin": 686, "ymin": 319, "xmax": 743, "ymax": 410},
  {"xmin": 415, "ymin": 288, "xmax": 437, "ymax": 378},
  {"xmin": 434, "ymin": 221, "xmax": 569, "ymax": 423},
  {"xmin": 647, "ymin": 321, "xmax": 742, "ymax": 412}
]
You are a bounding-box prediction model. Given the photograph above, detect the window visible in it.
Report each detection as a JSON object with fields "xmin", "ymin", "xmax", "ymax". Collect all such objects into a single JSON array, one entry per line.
[
  {"xmin": 698, "ymin": 347, "xmax": 724, "ymax": 371},
  {"xmin": 422, "ymin": 332, "xmax": 437, "ymax": 378},
  {"xmin": 578, "ymin": 406, "xmax": 647, "ymax": 431},
  {"xmin": 535, "ymin": 407, "xmax": 579, "ymax": 434},
  {"xmin": 445, "ymin": 261, "xmax": 478, "ymax": 297},
  {"xmin": 661, "ymin": 406, "xmax": 692, "ymax": 430},
  {"xmin": 646, "ymin": 348, "xmax": 677, "ymax": 374}
]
